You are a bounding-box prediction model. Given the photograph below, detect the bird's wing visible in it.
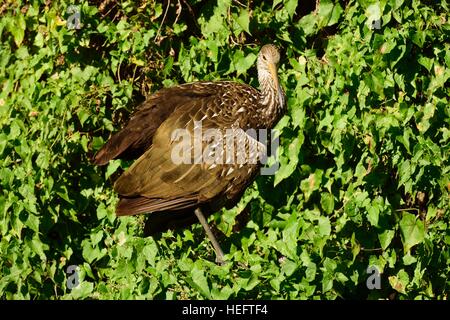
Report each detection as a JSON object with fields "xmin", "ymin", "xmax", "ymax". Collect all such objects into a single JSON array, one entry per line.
[
  {"xmin": 92, "ymin": 83, "xmax": 220, "ymax": 165},
  {"xmin": 113, "ymin": 88, "xmax": 265, "ymax": 206}
]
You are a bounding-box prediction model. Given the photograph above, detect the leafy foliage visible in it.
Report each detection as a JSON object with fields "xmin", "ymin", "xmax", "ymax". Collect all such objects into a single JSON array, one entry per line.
[{"xmin": 0, "ymin": 0, "xmax": 449, "ymax": 299}]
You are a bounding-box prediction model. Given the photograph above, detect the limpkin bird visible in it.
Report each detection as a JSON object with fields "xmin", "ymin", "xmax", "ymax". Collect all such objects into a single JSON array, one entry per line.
[{"xmin": 93, "ymin": 44, "xmax": 285, "ymax": 263}]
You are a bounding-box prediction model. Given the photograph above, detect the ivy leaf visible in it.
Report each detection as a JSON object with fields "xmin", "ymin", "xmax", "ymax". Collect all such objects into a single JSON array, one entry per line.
[
  {"xmin": 274, "ymin": 134, "xmax": 304, "ymax": 186},
  {"xmin": 96, "ymin": 204, "xmax": 108, "ymax": 220},
  {"xmin": 318, "ymin": 216, "xmax": 331, "ymax": 237},
  {"xmin": 418, "ymin": 56, "xmax": 433, "ymax": 72},
  {"xmin": 320, "ymin": 192, "xmax": 334, "ymax": 214},
  {"xmin": 105, "ymin": 160, "xmax": 121, "ymax": 179},
  {"xmin": 236, "ymin": 9, "xmax": 250, "ymax": 34},
  {"xmin": 231, "ymin": 50, "xmax": 257, "ymax": 76},
  {"xmin": 305, "ymin": 262, "xmax": 317, "ymax": 282},
  {"xmin": 272, "ymin": 0, "xmax": 283, "ymax": 9},
  {"xmin": 297, "ymin": 14, "xmax": 317, "ymax": 36},
  {"xmin": 367, "ymin": 206, "xmax": 379, "ymax": 227},
  {"xmin": 69, "ymin": 282, "xmax": 94, "ymax": 299},
  {"xmin": 281, "ymin": 259, "xmax": 298, "ymax": 277},
  {"xmin": 285, "ymin": 0, "xmax": 298, "ymax": 19},
  {"xmin": 399, "ymin": 213, "xmax": 425, "ymax": 252},
  {"xmin": 378, "ymin": 229, "xmax": 395, "ymax": 250},
  {"xmin": 389, "ymin": 269, "xmax": 409, "ymax": 294},
  {"xmin": 318, "ymin": 0, "xmax": 343, "ymax": 27},
  {"xmin": 9, "ymin": 15, "xmax": 26, "ymax": 46},
  {"xmin": 190, "ymin": 263, "xmax": 211, "ymax": 299}
]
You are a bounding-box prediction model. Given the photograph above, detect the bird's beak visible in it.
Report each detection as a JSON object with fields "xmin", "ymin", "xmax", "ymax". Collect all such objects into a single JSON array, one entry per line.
[
  {"xmin": 268, "ymin": 63, "xmax": 279, "ymax": 88},
  {"xmin": 268, "ymin": 62, "xmax": 284, "ymax": 106}
]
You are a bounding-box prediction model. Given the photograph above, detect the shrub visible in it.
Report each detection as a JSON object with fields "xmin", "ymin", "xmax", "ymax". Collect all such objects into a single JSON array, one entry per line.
[{"xmin": 0, "ymin": 0, "xmax": 448, "ymax": 299}]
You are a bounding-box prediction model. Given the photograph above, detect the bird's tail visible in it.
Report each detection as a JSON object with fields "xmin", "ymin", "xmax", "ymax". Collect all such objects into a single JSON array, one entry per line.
[{"xmin": 116, "ymin": 195, "xmax": 198, "ymax": 216}]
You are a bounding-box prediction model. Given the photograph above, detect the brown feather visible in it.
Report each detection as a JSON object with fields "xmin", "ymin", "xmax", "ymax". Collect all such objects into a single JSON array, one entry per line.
[
  {"xmin": 92, "ymin": 83, "xmax": 221, "ymax": 165},
  {"xmin": 116, "ymin": 195, "xmax": 198, "ymax": 216},
  {"xmin": 93, "ymin": 45, "xmax": 286, "ymax": 234},
  {"xmin": 111, "ymin": 82, "xmax": 275, "ymax": 218}
]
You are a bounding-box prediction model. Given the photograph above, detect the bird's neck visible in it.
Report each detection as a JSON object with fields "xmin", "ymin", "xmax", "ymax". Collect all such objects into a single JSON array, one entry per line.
[{"xmin": 258, "ymin": 72, "xmax": 285, "ymax": 126}]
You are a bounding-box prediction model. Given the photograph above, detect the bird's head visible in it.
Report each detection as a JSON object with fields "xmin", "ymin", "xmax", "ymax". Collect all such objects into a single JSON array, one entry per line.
[
  {"xmin": 258, "ymin": 44, "xmax": 280, "ymax": 64},
  {"xmin": 257, "ymin": 44, "xmax": 284, "ymax": 107}
]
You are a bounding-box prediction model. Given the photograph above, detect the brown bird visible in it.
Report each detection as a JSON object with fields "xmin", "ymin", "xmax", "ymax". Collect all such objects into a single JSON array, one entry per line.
[{"xmin": 93, "ymin": 44, "xmax": 285, "ymax": 263}]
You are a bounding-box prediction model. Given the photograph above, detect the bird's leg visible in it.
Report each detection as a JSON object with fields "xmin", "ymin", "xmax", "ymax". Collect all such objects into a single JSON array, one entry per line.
[{"xmin": 194, "ymin": 208, "xmax": 225, "ymax": 265}]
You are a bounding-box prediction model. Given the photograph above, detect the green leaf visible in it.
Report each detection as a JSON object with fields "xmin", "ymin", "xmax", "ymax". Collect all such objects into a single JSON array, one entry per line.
[
  {"xmin": 211, "ymin": 285, "xmax": 233, "ymax": 299},
  {"xmin": 9, "ymin": 14, "xmax": 26, "ymax": 47},
  {"xmin": 281, "ymin": 259, "xmax": 298, "ymax": 277},
  {"xmin": 90, "ymin": 229, "xmax": 103, "ymax": 246},
  {"xmin": 270, "ymin": 273, "xmax": 285, "ymax": 292},
  {"xmin": 402, "ymin": 252, "xmax": 417, "ymax": 266},
  {"xmin": 318, "ymin": 0, "xmax": 343, "ymax": 27},
  {"xmin": 351, "ymin": 233, "xmax": 360, "ymax": 262},
  {"xmin": 96, "ymin": 204, "xmax": 108, "ymax": 220},
  {"xmin": 367, "ymin": 206, "xmax": 379, "ymax": 227},
  {"xmin": 105, "ymin": 160, "xmax": 121, "ymax": 179},
  {"xmin": 389, "ymin": 269, "xmax": 409, "ymax": 294},
  {"xmin": 320, "ymin": 192, "xmax": 334, "ymax": 214},
  {"xmin": 92, "ymin": 136, "xmax": 105, "ymax": 151},
  {"xmin": 399, "ymin": 213, "xmax": 425, "ymax": 252},
  {"xmin": 323, "ymin": 257, "xmax": 337, "ymax": 272},
  {"xmin": 398, "ymin": 159, "xmax": 412, "ymax": 188},
  {"xmin": 77, "ymin": 109, "xmax": 90, "ymax": 126},
  {"xmin": 232, "ymin": 51, "xmax": 257, "ymax": 75},
  {"xmin": 297, "ymin": 14, "xmax": 317, "ymax": 36},
  {"xmin": 285, "ymin": 0, "xmax": 298, "ymax": 19},
  {"xmin": 30, "ymin": 236, "xmax": 48, "ymax": 260},
  {"xmin": 418, "ymin": 56, "xmax": 433, "ymax": 72},
  {"xmin": 322, "ymin": 274, "xmax": 333, "ymax": 293},
  {"xmin": 25, "ymin": 213, "xmax": 39, "ymax": 232},
  {"xmin": 9, "ymin": 119, "xmax": 22, "ymax": 140},
  {"xmin": 318, "ymin": 216, "xmax": 331, "ymax": 237},
  {"xmin": 236, "ymin": 9, "xmax": 250, "ymax": 34},
  {"xmin": 305, "ymin": 262, "xmax": 317, "ymax": 282},
  {"xmin": 190, "ymin": 263, "xmax": 210, "ymax": 298},
  {"xmin": 272, "ymin": 0, "xmax": 283, "ymax": 9},
  {"xmin": 34, "ymin": 32, "xmax": 44, "ymax": 48},
  {"xmin": 274, "ymin": 134, "xmax": 304, "ymax": 186},
  {"xmin": 69, "ymin": 282, "xmax": 94, "ymax": 299},
  {"xmin": 378, "ymin": 229, "xmax": 395, "ymax": 250}
]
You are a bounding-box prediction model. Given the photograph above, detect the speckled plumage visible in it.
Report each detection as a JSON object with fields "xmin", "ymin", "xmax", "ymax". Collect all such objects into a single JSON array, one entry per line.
[{"xmin": 93, "ymin": 44, "xmax": 286, "ymax": 234}]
